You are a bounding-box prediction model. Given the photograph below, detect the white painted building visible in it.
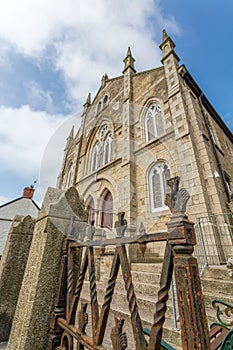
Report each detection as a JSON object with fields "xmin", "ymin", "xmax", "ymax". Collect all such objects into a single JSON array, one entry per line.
[{"xmin": 0, "ymin": 187, "xmax": 39, "ymax": 257}]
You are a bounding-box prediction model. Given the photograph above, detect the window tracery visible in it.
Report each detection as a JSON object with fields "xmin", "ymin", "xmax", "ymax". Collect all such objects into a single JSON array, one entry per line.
[
  {"xmin": 145, "ymin": 103, "xmax": 164, "ymax": 142},
  {"xmin": 91, "ymin": 141, "xmax": 101, "ymax": 172},
  {"xmin": 103, "ymin": 132, "xmax": 113, "ymax": 165},
  {"xmin": 149, "ymin": 162, "xmax": 170, "ymax": 211},
  {"xmin": 90, "ymin": 126, "xmax": 113, "ymax": 172},
  {"xmin": 99, "ymin": 124, "xmax": 108, "ymax": 138}
]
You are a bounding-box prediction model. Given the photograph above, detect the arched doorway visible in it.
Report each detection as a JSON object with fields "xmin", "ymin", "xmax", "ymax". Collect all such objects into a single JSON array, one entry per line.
[{"xmin": 101, "ymin": 191, "xmax": 113, "ymax": 229}]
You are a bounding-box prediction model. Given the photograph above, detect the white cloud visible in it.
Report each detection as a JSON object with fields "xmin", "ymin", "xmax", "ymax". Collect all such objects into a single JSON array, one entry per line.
[
  {"xmin": 0, "ymin": 105, "xmax": 67, "ymax": 177},
  {"xmin": 39, "ymin": 112, "xmax": 81, "ymax": 198},
  {"xmin": 26, "ymin": 81, "xmax": 54, "ymax": 113},
  {"xmin": 53, "ymin": 0, "xmax": 180, "ymax": 105},
  {"xmin": 0, "ymin": 0, "xmax": 181, "ymax": 201},
  {"xmin": 0, "ymin": 0, "xmax": 180, "ymax": 106}
]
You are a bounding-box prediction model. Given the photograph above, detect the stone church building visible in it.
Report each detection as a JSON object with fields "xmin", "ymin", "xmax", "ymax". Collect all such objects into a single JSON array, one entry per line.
[
  {"xmin": 57, "ymin": 30, "xmax": 233, "ymax": 263},
  {"xmin": 1, "ymin": 31, "xmax": 233, "ymax": 350}
]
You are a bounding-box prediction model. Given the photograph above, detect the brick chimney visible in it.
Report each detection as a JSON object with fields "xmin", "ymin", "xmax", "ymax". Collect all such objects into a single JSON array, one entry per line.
[{"xmin": 23, "ymin": 186, "xmax": 35, "ymax": 199}]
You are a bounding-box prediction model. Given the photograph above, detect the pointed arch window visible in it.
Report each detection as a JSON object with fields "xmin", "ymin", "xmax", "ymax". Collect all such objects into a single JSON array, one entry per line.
[
  {"xmin": 101, "ymin": 191, "xmax": 113, "ymax": 229},
  {"xmin": 103, "ymin": 95, "xmax": 109, "ymax": 108},
  {"xmin": 145, "ymin": 104, "xmax": 164, "ymax": 142},
  {"xmin": 149, "ymin": 162, "xmax": 170, "ymax": 212},
  {"xmin": 90, "ymin": 126, "xmax": 114, "ymax": 173},
  {"xmin": 66, "ymin": 163, "xmax": 73, "ymax": 188},
  {"xmin": 91, "ymin": 141, "xmax": 101, "ymax": 172},
  {"xmin": 97, "ymin": 101, "xmax": 102, "ymax": 114},
  {"xmin": 103, "ymin": 132, "xmax": 113, "ymax": 165}
]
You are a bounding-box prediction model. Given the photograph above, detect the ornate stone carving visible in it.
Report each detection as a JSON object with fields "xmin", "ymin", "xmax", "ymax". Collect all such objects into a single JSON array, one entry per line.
[{"xmin": 165, "ymin": 176, "xmax": 190, "ymax": 215}]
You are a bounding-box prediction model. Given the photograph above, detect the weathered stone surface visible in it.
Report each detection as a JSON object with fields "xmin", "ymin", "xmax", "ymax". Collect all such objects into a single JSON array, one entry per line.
[
  {"xmin": 56, "ymin": 32, "xmax": 233, "ymax": 268},
  {"xmin": 7, "ymin": 186, "xmax": 87, "ymax": 350},
  {"xmin": 228, "ymin": 201, "xmax": 233, "ymax": 212},
  {"xmin": 0, "ymin": 215, "xmax": 35, "ymax": 342}
]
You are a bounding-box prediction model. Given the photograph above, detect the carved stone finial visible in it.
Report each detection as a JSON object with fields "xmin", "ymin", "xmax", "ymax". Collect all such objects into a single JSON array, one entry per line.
[
  {"xmin": 165, "ymin": 176, "xmax": 190, "ymax": 215},
  {"xmin": 64, "ymin": 125, "xmax": 74, "ymax": 151},
  {"xmin": 123, "ymin": 47, "xmax": 136, "ymax": 74},
  {"xmin": 162, "ymin": 29, "xmax": 169, "ymax": 42},
  {"xmin": 110, "ymin": 316, "xmax": 128, "ymax": 350},
  {"xmin": 115, "ymin": 212, "xmax": 127, "ymax": 238},
  {"xmin": 173, "ymin": 188, "xmax": 190, "ymax": 214},
  {"xmin": 159, "ymin": 29, "xmax": 180, "ymax": 64},
  {"xmin": 83, "ymin": 92, "xmax": 91, "ymax": 111},
  {"xmin": 165, "ymin": 176, "xmax": 180, "ymax": 211},
  {"xmin": 101, "ymin": 73, "xmax": 109, "ymax": 87}
]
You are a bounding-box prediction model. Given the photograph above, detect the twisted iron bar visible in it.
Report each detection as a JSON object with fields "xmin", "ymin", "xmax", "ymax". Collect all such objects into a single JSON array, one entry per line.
[
  {"xmin": 148, "ymin": 242, "xmax": 173, "ymax": 350},
  {"xmin": 67, "ymin": 246, "xmax": 74, "ymax": 315},
  {"xmin": 68, "ymin": 248, "xmax": 88, "ymax": 324},
  {"xmin": 118, "ymin": 246, "xmax": 147, "ymax": 350},
  {"xmin": 88, "ymin": 247, "xmax": 98, "ymax": 305},
  {"xmin": 96, "ymin": 251, "xmax": 120, "ymax": 345},
  {"xmin": 73, "ymin": 261, "xmax": 87, "ymax": 299},
  {"xmin": 88, "ymin": 246, "xmax": 99, "ymax": 340}
]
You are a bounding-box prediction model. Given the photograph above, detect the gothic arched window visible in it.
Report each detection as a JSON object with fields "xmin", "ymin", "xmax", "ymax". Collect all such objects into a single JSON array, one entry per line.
[
  {"xmin": 90, "ymin": 126, "xmax": 114, "ymax": 173},
  {"xmin": 97, "ymin": 101, "xmax": 102, "ymax": 114},
  {"xmin": 103, "ymin": 132, "xmax": 113, "ymax": 165},
  {"xmin": 101, "ymin": 191, "xmax": 113, "ymax": 229},
  {"xmin": 91, "ymin": 142, "xmax": 101, "ymax": 172},
  {"xmin": 145, "ymin": 103, "xmax": 164, "ymax": 142},
  {"xmin": 66, "ymin": 163, "xmax": 73, "ymax": 188},
  {"xmin": 149, "ymin": 162, "xmax": 170, "ymax": 212},
  {"xmin": 103, "ymin": 95, "xmax": 109, "ymax": 108}
]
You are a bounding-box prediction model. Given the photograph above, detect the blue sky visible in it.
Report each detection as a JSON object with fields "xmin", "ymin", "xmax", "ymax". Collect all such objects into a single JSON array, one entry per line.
[{"xmin": 0, "ymin": 0, "xmax": 232, "ymax": 206}]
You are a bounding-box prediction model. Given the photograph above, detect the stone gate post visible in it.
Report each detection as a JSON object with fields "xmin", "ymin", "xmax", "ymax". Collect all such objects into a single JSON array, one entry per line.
[
  {"xmin": 0, "ymin": 215, "xmax": 35, "ymax": 342},
  {"xmin": 7, "ymin": 186, "xmax": 87, "ymax": 350}
]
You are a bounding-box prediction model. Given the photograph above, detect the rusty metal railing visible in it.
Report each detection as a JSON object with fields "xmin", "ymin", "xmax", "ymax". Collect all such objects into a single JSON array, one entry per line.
[
  {"xmin": 48, "ymin": 177, "xmax": 210, "ymax": 349},
  {"xmin": 194, "ymin": 213, "xmax": 233, "ymax": 271}
]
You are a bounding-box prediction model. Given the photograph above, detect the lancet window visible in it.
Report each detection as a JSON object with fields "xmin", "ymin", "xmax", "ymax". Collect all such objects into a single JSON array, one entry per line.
[
  {"xmin": 149, "ymin": 162, "xmax": 170, "ymax": 211},
  {"xmin": 90, "ymin": 125, "xmax": 113, "ymax": 172},
  {"xmin": 145, "ymin": 103, "xmax": 164, "ymax": 142}
]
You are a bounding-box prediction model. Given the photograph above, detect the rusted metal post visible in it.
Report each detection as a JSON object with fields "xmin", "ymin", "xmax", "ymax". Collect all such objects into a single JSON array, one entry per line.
[
  {"xmin": 67, "ymin": 242, "xmax": 79, "ymax": 317},
  {"xmin": 148, "ymin": 242, "xmax": 173, "ymax": 350},
  {"xmin": 118, "ymin": 245, "xmax": 147, "ymax": 350},
  {"xmin": 166, "ymin": 177, "xmax": 210, "ymax": 349},
  {"xmin": 49, "ymin": 180, "xmax": 212, "ymax": 350},
  {"xmin": 88, "ymin": 246, "xmax": 99, "ymax": 341},
  {"xmin": 168, "ymin": 214, "xmax": 210, "ymax": 349}
]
